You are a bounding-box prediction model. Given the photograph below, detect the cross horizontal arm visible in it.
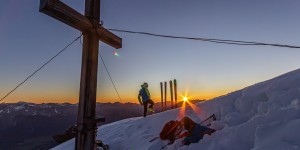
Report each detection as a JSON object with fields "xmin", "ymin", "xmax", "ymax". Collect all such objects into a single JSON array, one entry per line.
[
  {"xmin": 40, "ymin": 0, "xmax": 92, "ymax": 32},
  {"xmin": 96, "ymin": 27, "xmax": 122, "ymax": 49},
  {"xmin": 40, "ymin": 0, "xmax": 122, "ymax": 49}
]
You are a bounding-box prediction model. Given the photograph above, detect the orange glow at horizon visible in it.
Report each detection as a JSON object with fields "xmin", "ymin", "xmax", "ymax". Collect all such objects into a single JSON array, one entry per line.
[{"xmin": 2, "ymin": 87, "xmax": 230, "ymax": 104}]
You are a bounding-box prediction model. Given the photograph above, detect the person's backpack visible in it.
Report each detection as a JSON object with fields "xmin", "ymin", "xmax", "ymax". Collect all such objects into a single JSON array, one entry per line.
[{"xmin": 159, "ymin": 120, "xmax": 183, "ymax": 143}]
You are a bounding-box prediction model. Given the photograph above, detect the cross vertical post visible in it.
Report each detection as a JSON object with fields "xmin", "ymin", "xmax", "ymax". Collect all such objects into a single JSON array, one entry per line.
[
  {"xmin": 39, "ymin": 0, "xmax": 122, "ymax": 149},
  {"xmin": 76, "ymin": 0, "xmax": 100, "ymax": 149}
]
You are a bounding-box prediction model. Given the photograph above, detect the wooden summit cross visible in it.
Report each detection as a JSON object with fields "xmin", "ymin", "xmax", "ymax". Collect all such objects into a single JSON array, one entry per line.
[{"xmin": 39, "ymin": 0, "xmax": 122, "ymax": 149}]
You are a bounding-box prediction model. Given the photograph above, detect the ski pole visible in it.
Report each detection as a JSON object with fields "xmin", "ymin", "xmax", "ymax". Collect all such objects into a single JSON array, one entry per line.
[
  {"xmin": 199, "ymin": 114, "xmax": 216, "ymax": 125},
  {"xmin": 160, "ymin": 142, "xmax": 172, "ymax": 150},
  {"xmin": 149, "ymin": 136, "xmax": 159, "ymax": 142}
]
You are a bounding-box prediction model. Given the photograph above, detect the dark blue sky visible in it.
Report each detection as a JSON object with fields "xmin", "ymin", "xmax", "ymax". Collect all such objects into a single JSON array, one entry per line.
[{"xmin": 1, "ymin": 0, "xmax": 300, "ymax": 103}]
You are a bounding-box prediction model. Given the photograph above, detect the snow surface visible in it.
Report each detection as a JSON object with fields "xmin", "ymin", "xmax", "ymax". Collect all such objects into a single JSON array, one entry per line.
[{"xmin": 53, "ymin": 69, "xmax": 300, "ymax": 150}]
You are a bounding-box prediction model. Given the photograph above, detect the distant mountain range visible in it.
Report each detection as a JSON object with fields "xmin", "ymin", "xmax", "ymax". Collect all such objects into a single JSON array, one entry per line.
[{"xmin": 0, "ymin": 100, "xmax": 202, "ymax": 149}]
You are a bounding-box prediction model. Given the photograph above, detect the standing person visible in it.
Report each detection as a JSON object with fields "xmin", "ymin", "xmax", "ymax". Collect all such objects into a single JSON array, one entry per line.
[{"xmin": 138, "ymin": 82, "xmax": 155, "ymax": 117}]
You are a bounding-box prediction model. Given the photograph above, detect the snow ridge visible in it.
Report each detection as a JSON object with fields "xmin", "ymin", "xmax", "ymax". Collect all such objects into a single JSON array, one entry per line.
[{"xmin": 53, "ymin": 69, "xmax": 300, "ymax": 150}]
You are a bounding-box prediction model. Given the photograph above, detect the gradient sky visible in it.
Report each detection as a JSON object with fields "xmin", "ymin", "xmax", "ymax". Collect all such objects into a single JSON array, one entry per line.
[{"xmin": 1, "ymin": 0, "xmax": 300, "ymax": 104}]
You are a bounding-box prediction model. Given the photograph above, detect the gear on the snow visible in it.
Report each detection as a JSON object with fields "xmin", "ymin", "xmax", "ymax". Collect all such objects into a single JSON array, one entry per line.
[{"xmin": 160, "ymin": 120, "xmax": 183, "ymax": 143}]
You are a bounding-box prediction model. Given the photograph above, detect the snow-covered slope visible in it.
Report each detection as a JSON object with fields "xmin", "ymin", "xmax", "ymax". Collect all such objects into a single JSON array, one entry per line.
[{"xmin": 53, "ymin": 69, "xmax": 300, "ymax": 150}]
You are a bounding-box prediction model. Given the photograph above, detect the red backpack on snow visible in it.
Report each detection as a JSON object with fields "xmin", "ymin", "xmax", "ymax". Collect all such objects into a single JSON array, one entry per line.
[{"xmin": 159, "ymin": 120, "xmax": 183, "ymax": 143}]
